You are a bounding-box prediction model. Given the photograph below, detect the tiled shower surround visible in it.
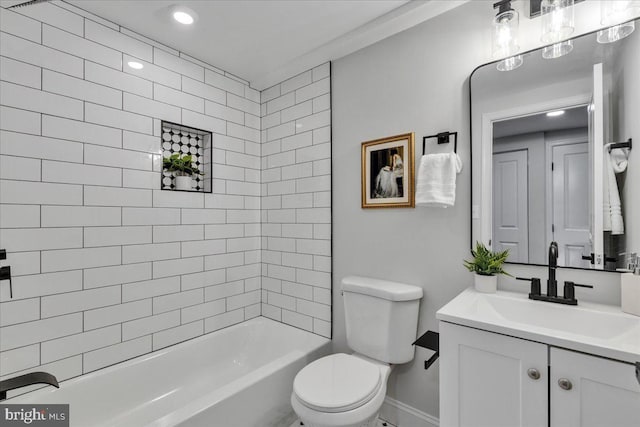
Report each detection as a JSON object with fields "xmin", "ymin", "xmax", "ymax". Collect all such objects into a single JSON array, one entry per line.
[
  {"xmin": 0, "ymin": 1, "xmax": 331, "ymax": 386},
  {"xmin": 259, "ymin": 69, "xmax": 332, "ymax": 336}
]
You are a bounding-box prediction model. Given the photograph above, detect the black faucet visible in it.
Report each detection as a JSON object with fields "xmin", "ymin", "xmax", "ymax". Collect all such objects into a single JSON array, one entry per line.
[
  {"xmin": 547, "ymin": 241, "xmax": 559, "ymax": 297},
  {"xmin": 516, "ymin": 241, "xmax": 593, "ymax": 305},
  {"xmin": 0, "ymin": 372, "xmax": 59, "ymax": 400}
]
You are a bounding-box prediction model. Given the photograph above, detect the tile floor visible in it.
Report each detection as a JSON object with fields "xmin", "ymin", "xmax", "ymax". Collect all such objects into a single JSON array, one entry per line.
[{"xmin": 290, "ymin": 419, "xmax": 395, "ymax": 427}]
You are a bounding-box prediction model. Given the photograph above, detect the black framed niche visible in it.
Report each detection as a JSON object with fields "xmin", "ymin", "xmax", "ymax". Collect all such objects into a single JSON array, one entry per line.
[{"xmin": 161, "ymin": 121, "xmax": 212, "ymax": 193}]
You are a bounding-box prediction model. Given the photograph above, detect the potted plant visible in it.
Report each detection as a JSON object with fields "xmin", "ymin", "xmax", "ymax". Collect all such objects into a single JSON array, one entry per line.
[
  {"xmin": 163, "ymin": 153, "xmax": 202, "ymax": 191},
  {"xmin": 464, "ymin": 242, "xmax": 511, "ymax": 293}
]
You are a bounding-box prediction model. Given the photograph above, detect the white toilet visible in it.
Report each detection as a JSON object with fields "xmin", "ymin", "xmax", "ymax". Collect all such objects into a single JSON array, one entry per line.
[{"xmin": 291, "ymin": 276, "xmax": 423, "ymax": 427}]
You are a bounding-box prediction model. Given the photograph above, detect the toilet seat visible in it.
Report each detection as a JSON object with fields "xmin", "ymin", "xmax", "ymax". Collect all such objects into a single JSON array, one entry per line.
[{"xmin": 293, "ymin": 353, "xmax": 382, "ymax": 413}]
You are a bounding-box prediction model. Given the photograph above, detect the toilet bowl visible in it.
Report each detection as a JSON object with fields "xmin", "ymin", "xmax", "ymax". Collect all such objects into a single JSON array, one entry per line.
[
  {"xmin": 291, "ymin": 353, "xmax": 392, "ymax": 427},
  {"xmin": 291, "ymin": 276, "xmax": 423, "ymax": 427}
]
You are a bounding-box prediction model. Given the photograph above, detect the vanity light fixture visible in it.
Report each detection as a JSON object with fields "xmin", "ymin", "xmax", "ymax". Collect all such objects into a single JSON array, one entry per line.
[
  {"xmin": 540, "ymin": 0, "xmax": 574, "ymax": 59},
  {"xmin": 597, "ymin": 0, "xmax": 636, "ymax": 43},
  {"xmin": 127, "ymin": 61, "xmax": 144, "ymax": 70},
  {"xmin": 172, "ymin": 6, "xmax": 197, "ymax": 25},
  {"xmin": 546, "ymin": 110, "xmax": 565, "ymax": 117},
  {"xmin": 492, "ymin": 0, "xmax": 523, "ymax": 71}
]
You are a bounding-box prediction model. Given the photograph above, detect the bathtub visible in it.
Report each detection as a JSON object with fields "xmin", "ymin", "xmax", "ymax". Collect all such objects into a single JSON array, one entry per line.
[{"xmin": 9, "ymin": 317, "xmax": 330, "ymax": 427}]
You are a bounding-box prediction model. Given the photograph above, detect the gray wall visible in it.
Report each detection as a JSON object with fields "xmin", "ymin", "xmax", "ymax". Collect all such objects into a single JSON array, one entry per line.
[
  {"xmin": 332, "ymin": 0, "xmax": 625, "ymax": 418},
  {"xmin": 332, "ymin": 2, "xmax": 486, "ymax": 416}
]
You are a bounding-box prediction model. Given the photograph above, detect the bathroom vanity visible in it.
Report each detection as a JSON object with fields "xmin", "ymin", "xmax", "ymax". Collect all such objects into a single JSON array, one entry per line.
[{"xmin": 437, "ymin": 288, "xmax": 640, "ymax": 427}]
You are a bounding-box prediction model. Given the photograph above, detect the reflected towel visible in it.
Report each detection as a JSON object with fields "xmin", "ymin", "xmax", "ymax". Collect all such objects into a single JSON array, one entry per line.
[
  {"xmin": 603, "ymin": 145, "xmax": 629, "ymax": 235},
  {"xmin": 415, "ymin": 152, "xmax": 463, "ymax": 208}
]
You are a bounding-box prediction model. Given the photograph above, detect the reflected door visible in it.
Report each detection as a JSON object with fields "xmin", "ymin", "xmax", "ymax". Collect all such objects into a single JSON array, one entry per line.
[
  {"xmin": 551, "ymin": 143, "xmax": 590, "ymax": 267},
  {"xmin": 493, "ymin": 150, "xmax": 529, "ymax": 262}
]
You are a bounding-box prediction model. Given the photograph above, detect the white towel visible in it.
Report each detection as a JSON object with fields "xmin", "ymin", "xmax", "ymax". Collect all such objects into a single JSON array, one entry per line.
[
  {"xmin": 603, "ymin": 145, "xmax": 629, "ymax": 235},
  {"xmin": 415, "ymin": 152, "xmax": 463, "ymax": 208}
]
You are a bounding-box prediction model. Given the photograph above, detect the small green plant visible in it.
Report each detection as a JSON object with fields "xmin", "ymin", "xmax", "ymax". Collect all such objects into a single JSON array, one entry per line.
[
  {"xmin": 464, "ymin": 242, "xmax": 511, "ymax": 276},
  {"xmin": 163, "ymin": 153, "xmax": 203, "ymax": 177}
]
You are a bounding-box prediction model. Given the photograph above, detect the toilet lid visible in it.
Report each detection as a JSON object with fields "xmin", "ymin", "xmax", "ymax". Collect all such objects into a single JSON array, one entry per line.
[{"xmin": 293, "ymin": 353, "xmax": 382, "ymax": 413}]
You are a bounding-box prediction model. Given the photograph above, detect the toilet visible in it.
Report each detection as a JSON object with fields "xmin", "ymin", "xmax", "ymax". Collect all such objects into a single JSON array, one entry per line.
[{"xmin": 291, "ymin": 276, "xmax": 423, "ymax": 427}]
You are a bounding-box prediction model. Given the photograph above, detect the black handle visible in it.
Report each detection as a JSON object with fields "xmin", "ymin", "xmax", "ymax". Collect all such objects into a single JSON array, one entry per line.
[
  {"xmin": 0, "ymin": 266, "xmax": 11, "ymax": 299},
  {"xmin": 564, "ymin": 281, "xmax": 593, "ymax": 301},
  {"xmin": 636, "ymin": 362, "xmax": 639, "ymax": 386},
  {"xmin": 582, "ymin": 253, "xmax": 594, "ymax": 264},
  {"xmin": 0, "ymin": 249, "xmax": 6, "ymax": 260},
  {"xmin": 582, "ymin": 253, "xmax": 616, "ymax": 264},
  {"xmin": 516, "ymin": 277, "xmax": 541, "ymax": 296}
]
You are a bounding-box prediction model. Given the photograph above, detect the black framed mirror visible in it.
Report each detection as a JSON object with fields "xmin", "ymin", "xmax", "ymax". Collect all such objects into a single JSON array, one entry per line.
[{"xmin": 470, "ymin": 19, "xmax": 638, "ymax": 272}]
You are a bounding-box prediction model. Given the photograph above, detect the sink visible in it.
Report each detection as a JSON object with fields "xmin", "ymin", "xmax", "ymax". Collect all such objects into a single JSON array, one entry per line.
[
  {"xmin": 474, "ymin": 293, "xmax": 640, "ymax": 340},
  {"xmin": 437, "ymin": 288, "xmax": 640, "ymax": 363}
]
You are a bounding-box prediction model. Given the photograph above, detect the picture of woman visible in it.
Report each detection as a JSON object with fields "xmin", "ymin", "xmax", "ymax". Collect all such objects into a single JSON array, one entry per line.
[
  {"xmin": 361, "ymin": 132, "xmax": 414, "ymax": 208},
  {"xmin": 372, "ymin": 148, "xmax": 404, "ymax": 198}
]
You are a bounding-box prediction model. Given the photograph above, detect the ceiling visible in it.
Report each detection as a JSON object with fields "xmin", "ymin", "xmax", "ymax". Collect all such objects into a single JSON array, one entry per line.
[
  {"xmin": 493, "ymin": 106, "xmax": 589, "ymax": 139},
  {"xmin": 62, "ymin": 0, "xmax": 467, "ymax": 89}
]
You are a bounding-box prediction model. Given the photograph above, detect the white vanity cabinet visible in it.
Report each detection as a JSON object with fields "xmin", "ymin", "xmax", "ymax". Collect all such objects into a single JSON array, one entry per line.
[
  {"xmin": 440, "ymin": 322, "xmax": 548, "ymax": 427},
  {"xmin": 440, "ymin": 322, "xmax": 640, "ymax": 427},
  {"xmin": 550, "ymin": 348, "xmax": 640, "ymax": 427}
]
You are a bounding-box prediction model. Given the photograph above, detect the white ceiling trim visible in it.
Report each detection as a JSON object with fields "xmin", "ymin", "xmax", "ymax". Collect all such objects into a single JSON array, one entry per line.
[{"xmin": 253, "ymin": 0, "xmax": 471, "ymax": 90}]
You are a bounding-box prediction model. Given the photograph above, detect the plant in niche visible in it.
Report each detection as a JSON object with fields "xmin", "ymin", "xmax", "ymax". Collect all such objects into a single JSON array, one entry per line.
[
  {"xmin": 163, "ymin": 153, "xmax": 203, "ymax": 177},
  {"xmin": 464, "ymin": 242, "xmax": 511, "ymax": 277},
  {"xmin": 163, "ymin": 153, "xmax": 203, "ymax": 191}
]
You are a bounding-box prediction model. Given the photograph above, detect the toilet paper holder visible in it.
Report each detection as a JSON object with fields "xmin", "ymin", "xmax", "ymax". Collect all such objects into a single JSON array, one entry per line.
[{"xmin": 413, "ymin": 330, "xmax": 439, "ymax": 370}]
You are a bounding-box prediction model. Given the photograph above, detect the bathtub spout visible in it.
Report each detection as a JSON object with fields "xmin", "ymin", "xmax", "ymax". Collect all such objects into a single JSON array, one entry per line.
[{"xmin": 0, "ymin": 371, "xmax": 59, "ymax": 400}]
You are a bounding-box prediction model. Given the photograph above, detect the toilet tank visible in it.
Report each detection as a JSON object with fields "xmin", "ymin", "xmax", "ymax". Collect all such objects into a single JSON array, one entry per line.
[{"xmin": 342, "ymin": 276, "xmax": 423, "ymax": 364}]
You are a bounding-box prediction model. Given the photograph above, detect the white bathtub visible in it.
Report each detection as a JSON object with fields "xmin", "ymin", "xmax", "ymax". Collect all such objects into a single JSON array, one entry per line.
[{"xmin": 10, "ymin": 317, "xmax": 330, "ymax": 427}]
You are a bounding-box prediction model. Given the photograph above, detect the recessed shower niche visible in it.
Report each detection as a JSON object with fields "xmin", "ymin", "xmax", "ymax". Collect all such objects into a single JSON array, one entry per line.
[{"xmin": 161, "ymin": 120, "xmax": 212, "ymax": 193}]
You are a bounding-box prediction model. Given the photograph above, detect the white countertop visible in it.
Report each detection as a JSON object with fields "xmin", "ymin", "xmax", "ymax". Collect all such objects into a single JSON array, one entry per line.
[{"xmin": 436, "ymin": 288, "xmax": 640, "ymax": 364}]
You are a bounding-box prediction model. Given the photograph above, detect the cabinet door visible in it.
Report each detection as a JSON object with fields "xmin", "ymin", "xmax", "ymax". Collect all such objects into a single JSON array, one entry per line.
[
  {"xmin": 440, "ymin": 322, "xmax": 548, "ymax": 427},
  {"xmin": 550, "ymin": 347, "xmax": 640, "ymax": 427}
]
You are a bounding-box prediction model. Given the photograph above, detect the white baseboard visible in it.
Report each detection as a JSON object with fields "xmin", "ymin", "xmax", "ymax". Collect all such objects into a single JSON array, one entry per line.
[{"xmin": 379, "ymin": 396, "xmax": 439, "ymax": 427}]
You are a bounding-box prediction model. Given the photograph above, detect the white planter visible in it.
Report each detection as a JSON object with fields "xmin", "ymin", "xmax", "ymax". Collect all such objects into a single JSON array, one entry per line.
[
  {"xmin": 175, "ymin": 175, "xmax": 193, "ymax": 191},
  {"xmin": 474, "ymin": 273, "xmax": 497, "ymax": 293}
]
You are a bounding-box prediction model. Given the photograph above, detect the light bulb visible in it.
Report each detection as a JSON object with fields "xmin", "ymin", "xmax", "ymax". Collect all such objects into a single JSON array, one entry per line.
[
  {"xmin": 493, "ymin": 9, "xmax": 520, "ymax": 59},
  {"xmin": 542, "ymin": 40, "xmax": 573, "ymax": 59},
  {"xmin": 541, "ymin": 0, "xmax": 575, "ymax": 44},
  {"xmin": 171, "ymin": 6, "xmax": 198, "ymax": 25},
  {"xmin": 597, "ymin": 0, "xmax": 636, "ymax": 43},
  {"xmin": 497, "ymin": 55, "xmax": 523, "ymax": 72}
]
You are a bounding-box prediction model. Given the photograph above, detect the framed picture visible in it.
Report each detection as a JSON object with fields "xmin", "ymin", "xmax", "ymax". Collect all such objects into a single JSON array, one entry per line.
[{"xmin": 361, "ymin": 132, "xmax": 415, "ymax": 208}]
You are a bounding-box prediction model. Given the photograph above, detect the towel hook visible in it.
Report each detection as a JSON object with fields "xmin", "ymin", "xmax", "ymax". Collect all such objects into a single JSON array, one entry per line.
[{"xmin": 422, "ymin": 131, "xmax": 458, "ymax": 155}]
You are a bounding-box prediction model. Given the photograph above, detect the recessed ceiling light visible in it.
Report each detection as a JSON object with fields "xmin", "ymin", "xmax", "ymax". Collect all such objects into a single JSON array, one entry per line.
[
  {"xmin": 127, "ymin": 61, "xmax": 144, "ymax": 70},
  {"xmin": 172, "ymin": 6, "xmax": 197, "ymax": 25},
  {"xmin": 546, "ymin": 110, "xmax": 565, "ymax": 117},
  {"xmin": 295, "ymin": 123, "xmax": 303, "ymax": 129}
]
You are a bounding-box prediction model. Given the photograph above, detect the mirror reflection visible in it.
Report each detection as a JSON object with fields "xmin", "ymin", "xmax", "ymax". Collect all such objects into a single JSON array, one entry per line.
[{"xmin": 471, "ymin": 19, "xmax": 638, "ymax": 272}]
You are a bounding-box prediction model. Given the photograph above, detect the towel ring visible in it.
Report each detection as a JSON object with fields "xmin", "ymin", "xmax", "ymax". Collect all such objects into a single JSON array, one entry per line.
[{"xmin": 422, "ymin": 131, "xmax": 457, "ymax": 155}]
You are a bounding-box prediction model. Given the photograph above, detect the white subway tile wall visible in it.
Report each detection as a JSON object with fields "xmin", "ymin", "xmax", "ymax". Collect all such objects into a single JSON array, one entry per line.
[
  {"xmin": 0, "ymin": 2, "xmax": 331, "ymax": 387},
  {"xmin": 260, "ymin": 64, "xmax": 331, "ymax": 338}
]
